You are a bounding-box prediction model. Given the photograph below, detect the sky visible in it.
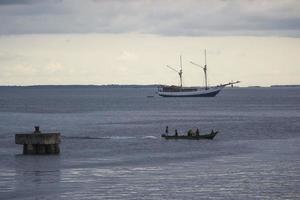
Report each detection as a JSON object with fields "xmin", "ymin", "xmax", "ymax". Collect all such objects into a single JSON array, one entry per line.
[{"xmin": 0, "ymin": 0, "xmax": 300, "ymax": 86}]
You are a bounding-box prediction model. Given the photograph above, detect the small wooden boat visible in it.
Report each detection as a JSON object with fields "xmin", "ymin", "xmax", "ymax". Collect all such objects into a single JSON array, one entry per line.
[{"xmin": 161, "ymin": 130, "xmax": 218, "ymax": 140}]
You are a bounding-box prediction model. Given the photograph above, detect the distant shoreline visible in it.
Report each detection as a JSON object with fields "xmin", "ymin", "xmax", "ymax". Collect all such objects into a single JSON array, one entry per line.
[
  {"xmin": 0, "ymin": 84, "xmax": 299, "ymax": 88},
  {"xmin": 0, "ymin": 84, "xmax": 161, "ymax": 89},
  {"xmin": 270, "ymin": 85, "xmax": 300, "ymax": 88}
]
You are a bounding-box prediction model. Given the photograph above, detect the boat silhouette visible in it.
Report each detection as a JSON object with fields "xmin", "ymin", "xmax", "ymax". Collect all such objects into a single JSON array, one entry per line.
[{"xmin": 161, "ymin": 129, "xmax": 218, "ymax": 140}]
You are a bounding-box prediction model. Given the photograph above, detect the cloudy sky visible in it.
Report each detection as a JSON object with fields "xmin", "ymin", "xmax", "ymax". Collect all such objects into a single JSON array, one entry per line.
[{"xmin": 0, "ymin": 0, "xmax": 300, "ymax": 86}]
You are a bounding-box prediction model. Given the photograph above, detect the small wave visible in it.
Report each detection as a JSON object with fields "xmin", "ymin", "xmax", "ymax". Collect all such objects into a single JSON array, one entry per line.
[
  {"xmin": 62, "ymin": 135, "xmax": 157, "ymax": 140},
  {"xmin": 142, "ymin": 136, "xmax": 158, "ymax": 139},
  {"xmin": 0, "ymin": 135, "xmax": 11, "ymax": 139},
  {"xmin": 109, "ymin": 136, "xmax": 136, "ymax": 140},
  {"xmin": 62, "ymin": 136, "xmax": 108, "ymax": 140}
]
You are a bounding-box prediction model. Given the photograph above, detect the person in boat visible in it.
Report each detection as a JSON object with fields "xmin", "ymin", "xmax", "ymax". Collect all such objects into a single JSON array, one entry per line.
[
  {"xmin": 165, "ymin": 126, "xmax": 169, "ymax": 135},
  {"xmin": 175, "ymin": 129, "xmax": 178, "ymax": 137},
  {"xmin": 196, "ymin": 128, "xmax": 200, "ymax": 136},
  {"xmin": 187, "ymin": 129, "xmax": 193, "ymax": 136}
]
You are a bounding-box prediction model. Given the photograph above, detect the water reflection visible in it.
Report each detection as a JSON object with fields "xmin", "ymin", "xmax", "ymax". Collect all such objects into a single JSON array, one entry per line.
[
  {"xmin": 1, "ymin": 140, "xmax": 300, "ymax": 200},
  {"xmin": 0, "ymin": 169, "xmax": 16, "ymax": 192},
  {"xmin": 8, "ymin": 155, "xmax": 62, "ymax": 200},
  {"xmin": 57, "ymin": 152, "xmax": 300, "ymax": 200}
]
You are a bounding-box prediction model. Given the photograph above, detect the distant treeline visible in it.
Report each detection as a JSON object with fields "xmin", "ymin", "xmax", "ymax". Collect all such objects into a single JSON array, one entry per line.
[
  {"xmin": 0, "ymin": 84, "xmax": 162, "ymax": 89},
  {"xmin": 1, "ymin": 84, "xmax": 299, "ymax": 88},
  {"xmin": 270, "ymin": 85, "xmax": 300, "ymax": 88}
]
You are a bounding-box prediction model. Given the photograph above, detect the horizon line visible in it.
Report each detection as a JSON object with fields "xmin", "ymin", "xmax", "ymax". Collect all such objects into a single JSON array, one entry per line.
[{"xmin": 0, "ymin": 84, "xmax": 300, "ymax": 88}]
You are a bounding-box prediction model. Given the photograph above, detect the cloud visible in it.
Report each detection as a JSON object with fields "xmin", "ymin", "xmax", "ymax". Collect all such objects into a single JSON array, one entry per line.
[
  {"xmin": 0, "ymin": 0, "xmax": 299, "ymax": 36},
  {"xmin": 45, "ymin": 61, "xmax": 64, "ymax": 73},
  {"xmin": 0, "ymin": 0, "xmax": 58, "ymax": 5},
  {"xmin": 0, "ymin": 0, "xmax": 34, "ymax": 5},
  {"xmin": 0, "ymin": 51, "xmax": 24, "ymax": 61},
  {"xmin": 117, "ymin": 51, "xmax": 139, "ymax": 61}
]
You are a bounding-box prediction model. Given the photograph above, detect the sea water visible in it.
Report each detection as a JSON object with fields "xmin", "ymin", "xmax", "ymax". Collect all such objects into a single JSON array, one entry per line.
[{"xmin": 0, "ymin": 86, "xmax": 299, "ymax": 200}]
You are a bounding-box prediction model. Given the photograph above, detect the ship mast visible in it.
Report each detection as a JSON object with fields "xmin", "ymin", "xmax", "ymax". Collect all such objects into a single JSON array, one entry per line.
[
  {"xmin": 179, "ymin": 55, "xmax": 183, "ymax": 88},
  {"xmin": 204, "ymin": 49, "xmax": 208, "ymax": 90},
  {"xmin": 166, "ymin": 55, "xmax": 183, "ymax": 88},
  {"xmin": 190, "ymin": 49, "xmax": 208, "ymax": 90}
]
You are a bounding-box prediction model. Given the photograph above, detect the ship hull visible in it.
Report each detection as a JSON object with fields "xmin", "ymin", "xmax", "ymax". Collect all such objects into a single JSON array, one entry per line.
[{"xmin": 158, "ymin": 86, "xmax": 223, "ymax": 97}]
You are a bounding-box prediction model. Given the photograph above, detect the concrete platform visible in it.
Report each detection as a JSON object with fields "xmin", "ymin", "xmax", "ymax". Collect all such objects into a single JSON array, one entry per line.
[{"xmin": 15, "ymin": 127, "xmax": 61, "ymax": 155}]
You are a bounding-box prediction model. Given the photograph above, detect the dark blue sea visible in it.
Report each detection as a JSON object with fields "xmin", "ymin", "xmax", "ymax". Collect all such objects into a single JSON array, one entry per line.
[{"xmin": 0, "ymin": 86, "xmax": 299, "ymax": 200}]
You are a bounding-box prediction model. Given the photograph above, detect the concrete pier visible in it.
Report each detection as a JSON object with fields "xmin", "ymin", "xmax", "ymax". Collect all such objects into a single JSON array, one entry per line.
[{"xmin": 15, "ymin": 126, "xmax": 61, "ymax": 155}]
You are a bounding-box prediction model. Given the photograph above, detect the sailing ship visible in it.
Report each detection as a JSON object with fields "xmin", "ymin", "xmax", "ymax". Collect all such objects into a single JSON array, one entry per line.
[{"xmin": 157, "ymin": 50, "xmax": 240, "ymax": 97}]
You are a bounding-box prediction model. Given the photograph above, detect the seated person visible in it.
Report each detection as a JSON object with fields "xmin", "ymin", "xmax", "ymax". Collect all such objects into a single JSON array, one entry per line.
[
  {"xmin": 187, "ymin": 129, "xmax": 193, "ymax": 136},
  {"xmin": 196, "ymin": 128, "xmax": 200, "ymax": 136}
]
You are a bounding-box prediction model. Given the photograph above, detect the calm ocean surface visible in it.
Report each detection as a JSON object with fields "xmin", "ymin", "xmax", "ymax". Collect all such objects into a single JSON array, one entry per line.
[{"xmin": 0, "ymin": 86, "xmax": 299, "ymax": 200}]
